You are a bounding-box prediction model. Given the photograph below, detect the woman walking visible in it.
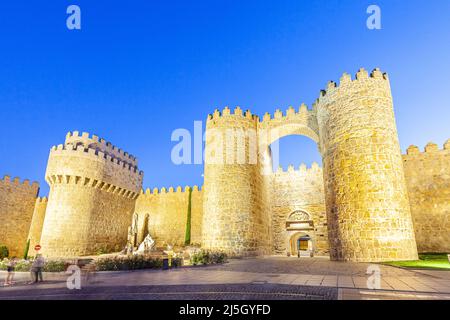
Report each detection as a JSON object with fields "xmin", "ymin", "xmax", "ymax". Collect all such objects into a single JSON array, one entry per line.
[{"xmin": 3, "ymin": 257, "xmax": 17, "ymax": 286}]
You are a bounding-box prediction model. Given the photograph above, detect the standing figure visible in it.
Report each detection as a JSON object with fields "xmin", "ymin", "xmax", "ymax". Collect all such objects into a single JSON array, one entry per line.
[
  {"xmin": 4, "ymin": 257, "xmax": 17, "ymax": 286},
  {"xmin": 31, "ymin": 254, "xmax": 45, "ymax": 283}
]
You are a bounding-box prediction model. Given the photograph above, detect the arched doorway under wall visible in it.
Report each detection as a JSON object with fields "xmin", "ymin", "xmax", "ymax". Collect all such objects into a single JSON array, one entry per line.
[
  {"xmin": 289, "ymin": 233, "xmax": 313, "ymax": 257},
  {"xmin": 285, "ymin": 210, "xmax": 315, "ymax": 257},
  {"xmin": 257, "ymin": 107, "xmax": 327, "ymax": 257}
]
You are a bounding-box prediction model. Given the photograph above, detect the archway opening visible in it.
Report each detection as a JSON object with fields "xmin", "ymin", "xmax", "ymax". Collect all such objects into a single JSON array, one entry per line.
[
  {"xmin": 269, "ymin": 135, "xmax": 321, "ymax": 172},
  {"xmin": 289, "ymin": 232, "xmax": 313, "ymax": 257},
  {"xmin": 264, "ymin": 133, "xmax": 328, "ymax": 257}
]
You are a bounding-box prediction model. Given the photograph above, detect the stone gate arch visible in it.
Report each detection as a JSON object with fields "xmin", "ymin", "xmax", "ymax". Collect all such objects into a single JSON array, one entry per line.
[
  {"xmin": 202, "ymin": 68, "xmax": 419, "ymax": 262},
  {"xmin": 289, "ymin": 232, "xmax": 313, "ymax": 257},
  {"xmin": 257, "ymin": 104, "xmax": 320, "ymax": 155},
  {"xmin": 285, "ymin": 210, "xmax": 315, "ymax": 256}
]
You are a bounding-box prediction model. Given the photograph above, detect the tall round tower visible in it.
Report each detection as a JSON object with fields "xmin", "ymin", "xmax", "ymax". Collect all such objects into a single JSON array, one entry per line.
[
  {"xmin": 315, "ymin": 68, "xmax": 418, "ymax": 262},
  {"xmin": 202, "ymin": 107, "xmax": 270, "ymax": 256},
  {"xmin": 39, "ymin": 132, "xmax": 143, "ymax": 257}
]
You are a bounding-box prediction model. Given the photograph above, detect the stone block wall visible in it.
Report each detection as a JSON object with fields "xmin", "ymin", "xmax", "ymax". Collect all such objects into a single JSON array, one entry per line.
[
  {"xmin": 27, "ymin": 197, "xmax": 48, "ymax": 250},
  {"xmin": 134, "ymin": 186, "xmax": 203, "ymax": 247},
  {"xmin": 403, "ymin": 140, "xmax": 450, "ymax": 253},
  {"xmin": 42, "ymin": 183, "xmax": 138, "ymax": 257},
  {"xmin": 269, "ymin": 163, "xmax": 328, "ymax": 255},
  {"xmin": 202, "ymin": 107, "xmax": 272, "ymax": 256},
  {"xmin": 39, "ymin": 132, "xmax": 143, "ymax": 257},
  {"xmin": 0, "ymin": 176, "xmax": 39, "ymax": 257},
  {"xmin": 257, "ymin": 104, "xmax": 320, "ymax": 148},
  {"xmin": 315, "ymin": 68, "xmax": 418, "ymax": 262}
]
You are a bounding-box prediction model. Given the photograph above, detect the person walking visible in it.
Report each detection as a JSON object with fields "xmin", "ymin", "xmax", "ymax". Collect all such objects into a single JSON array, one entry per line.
[
  {"xmin": 3, "ymin": 257, "xmax": 17, "ymax": 286},
  {"xmin": 31, "ymin": 254, "xmax": 45, "ymax": 283}
]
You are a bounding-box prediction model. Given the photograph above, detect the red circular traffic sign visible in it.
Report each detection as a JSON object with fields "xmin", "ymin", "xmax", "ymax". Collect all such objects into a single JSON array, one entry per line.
[{"xmin": 34, "ymin": 245, "xmax": 41, "ymax": 251}]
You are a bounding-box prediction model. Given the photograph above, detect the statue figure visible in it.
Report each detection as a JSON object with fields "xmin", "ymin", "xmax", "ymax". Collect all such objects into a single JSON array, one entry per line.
[
  {"xmin": 136, "ymin": 234, "xmax": 155, "ymax": 254},
  {"xmin": 125, "ymin": 226, "xmax": 135, "ymax": 255}
]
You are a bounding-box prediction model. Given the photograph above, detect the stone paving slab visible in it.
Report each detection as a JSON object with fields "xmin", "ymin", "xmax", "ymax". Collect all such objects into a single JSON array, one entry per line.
[
  {"xmin": 340, "ymin": 288, "xmax": 450, "ymax": 300},
  {"xmin": 321, "ymin": 275, "xmax": 338, "ymax": 287}
]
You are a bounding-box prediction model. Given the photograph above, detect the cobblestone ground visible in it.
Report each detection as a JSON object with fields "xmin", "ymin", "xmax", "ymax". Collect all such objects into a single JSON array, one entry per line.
[
  {"xmin": 0, "ymin": 256, "xmax": 449, "ymax": 300},
  {"xmin": 0, "ymin": 283, "xmax": 337, "ymax": 300}
]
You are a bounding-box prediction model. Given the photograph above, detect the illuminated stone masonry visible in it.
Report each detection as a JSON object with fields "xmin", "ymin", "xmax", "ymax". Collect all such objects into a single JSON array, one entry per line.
[
  {"xmin": 1, "ymin": 68, "xmax": 449, "ymax": 262},
  {"xmin": 39, "ymin": 132, "xmax": 143, "ymax": 257},
  {"xmin": 269, "ymin": 164, "xmax": 329, "ymax": 257},
  {"xmin": 403, "ymin": 141, "xmax": 450, "ymax": 253},
  {"xmin": 0, "ymin": 176, "xmax": 39, "ymax": 257}
]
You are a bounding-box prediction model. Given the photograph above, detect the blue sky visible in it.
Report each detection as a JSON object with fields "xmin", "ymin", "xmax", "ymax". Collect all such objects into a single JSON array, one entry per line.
[{"xmin": 0, "ymin": 1, "xmax": 449, "ymax": 196}]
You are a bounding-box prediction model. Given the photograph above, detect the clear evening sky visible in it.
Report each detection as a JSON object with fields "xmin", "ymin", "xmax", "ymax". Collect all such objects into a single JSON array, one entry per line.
[{"xmin": 0, "ymin": 1, "xmax": 449, "ymax": 196}]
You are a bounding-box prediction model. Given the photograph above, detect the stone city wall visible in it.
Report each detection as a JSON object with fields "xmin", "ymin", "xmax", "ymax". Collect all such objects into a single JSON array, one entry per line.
[
  {"xmin": 0, "ymin": 176, "xmax": 39, "ymax": 257},
  {"xmin": 134, "ymin": 186, "xmax": 203, "ymax": 247},
  {"xmin": 269, "ymin": 163, "xmax": 328, "ymax": 255},
  {"xmin": 3, "ymin": 69, "xmax": 449, "ymax": 261},
  {"xmin": 403, "ymin": 140, "xmax": 450, "ymax": 253}
]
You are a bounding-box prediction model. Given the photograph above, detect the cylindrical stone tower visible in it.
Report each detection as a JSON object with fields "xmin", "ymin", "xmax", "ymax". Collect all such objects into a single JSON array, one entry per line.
[
  {"xmin": 202, "ymin": 107, "xmax": 270, "ymax": 256},
  {"xmin": 315, "ymin": 68, "xmax": 418, "ymax": 262},
  {"xmin": 39, "ymin": 131, "xmax": 143, "ymax": 257}
]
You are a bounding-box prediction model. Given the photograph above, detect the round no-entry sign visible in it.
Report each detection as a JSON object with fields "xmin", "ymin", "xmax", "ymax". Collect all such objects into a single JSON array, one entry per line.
[{"xmin": 35, "ymin": 245, "xmax": 41, "ymax": 251}]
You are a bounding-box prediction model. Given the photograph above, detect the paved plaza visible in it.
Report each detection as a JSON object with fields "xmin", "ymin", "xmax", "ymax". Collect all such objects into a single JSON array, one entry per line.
[{"xmin": 1, "ymin": 256, "xmax": 449, "ymax": 300}]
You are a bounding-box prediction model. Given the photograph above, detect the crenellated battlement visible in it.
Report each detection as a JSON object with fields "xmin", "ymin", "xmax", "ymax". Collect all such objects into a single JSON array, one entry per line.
[
  {"xmin": 207, "ymin": 106, "xmax": 259, "ymax": 123},
  {"xmin": 65, "ymin": 131, "xmax": 138, "ymax": 166},
  {"xmin": 404, "ymin": 139, "xmax": 450, "ymax": 156},
  {"xmin": 207, "ymin": 105, "xmax": 318, "ymax": 124},
  {"xmin": 205, "ymin": 104, "xmax": 321, "ymax": 147},
  {"xmin": 272, "ymin": 162, "xmax": 322, "ymax": 175},
  {"xmin": 314, "ymin": 67, "xmax": 390, "ymax": 107},
  {"xmin": 49, "ymin": 144, "xmax": 143, "ymax": 176},
  {"xmin": 0, "ymin": 175, "xmax": 39, "ymax": 191},
  {"xmin": 46, "ymin": 136, "xmax": 143, "ymax": 195},
  {"xmin": 256, "ymin": 106, "xmax": 320, "ymax": 149},
  {"xmin": 259, "ymin": 103, "xmax": 313, "ymax": 123},
  {"xmin": 35, "ymin": 196, "xmax": 48, "ymax": 203},
  {"xmin": 140, "ymin": 185, "xmax": 202, "ymax": 196}
]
